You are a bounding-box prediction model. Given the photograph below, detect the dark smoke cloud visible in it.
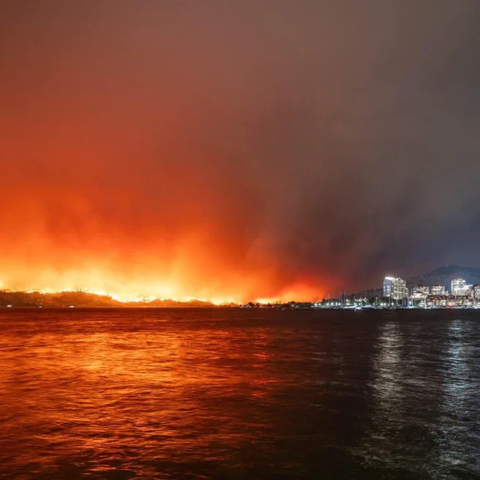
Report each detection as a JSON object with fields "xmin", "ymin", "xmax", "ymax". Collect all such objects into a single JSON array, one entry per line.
[{"xmin": 1, "ymin": 0, "xmax": 479, "ymax": 298}]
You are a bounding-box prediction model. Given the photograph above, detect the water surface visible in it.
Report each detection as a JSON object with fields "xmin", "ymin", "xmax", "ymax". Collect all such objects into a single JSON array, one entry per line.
[{"xmin": 0, "ymin": 309, "xmax": 479, "ymax": 479}]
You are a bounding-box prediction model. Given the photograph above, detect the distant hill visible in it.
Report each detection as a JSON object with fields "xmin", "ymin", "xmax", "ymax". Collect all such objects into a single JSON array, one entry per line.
[
  {"xmin": 0, "ymin": 290, "xmax": 228, "ymax": 308},
  {"xmin": 407, "ymin": 265, "xmax": 480, "ymax": 289}
]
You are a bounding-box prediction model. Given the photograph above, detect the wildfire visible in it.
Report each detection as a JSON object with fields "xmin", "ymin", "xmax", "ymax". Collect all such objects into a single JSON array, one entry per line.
[
  {"xmin": 0, "ymin": 270, "xmax": 324, "ymax": 305},
  {"xmin": 0, "ymin": 190, "xmax": 328, "ymax": 304}
]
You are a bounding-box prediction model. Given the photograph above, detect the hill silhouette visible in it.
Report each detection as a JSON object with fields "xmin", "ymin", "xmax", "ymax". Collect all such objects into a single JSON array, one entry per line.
[
  {"xmin": 0, "ymin": 291, "xmax": 226, "ymax": 308},
  {"xmin": 407, "ymin": 265, "xmax": 480, "ymax": 289}
]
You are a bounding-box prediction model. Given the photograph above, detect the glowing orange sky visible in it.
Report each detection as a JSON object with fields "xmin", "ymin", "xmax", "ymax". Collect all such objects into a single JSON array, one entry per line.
[
  {"xmin": 3, "ymin": 2, "xmax": 479, "ymax": 300},
  {"xmin": 0, "ymin": 136, "xmax": 328, "ymax": 302},
  {"xmin": 0, "ymin": 177, "xmax": 327, "ymax": 303},
  {"xmin": 0, "ymin": 2, "xmax": 341, "ymax": 303}
]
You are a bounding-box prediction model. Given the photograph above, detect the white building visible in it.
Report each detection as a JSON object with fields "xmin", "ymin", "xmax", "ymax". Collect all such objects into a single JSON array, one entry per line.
[
  {"xmin": 383, "ymin": 276, "xmax": 408, "ymax": 300},
  {"xmin": 451, "ymin": 278, "xmax": 467, "ymax": 296},
  {"xmin": 473, "ymin": 285, "xmax": 480, "ymax": 302},
  {"xmin": 431, "ymin": 284, "xmax": 446, "ymax": 296}
]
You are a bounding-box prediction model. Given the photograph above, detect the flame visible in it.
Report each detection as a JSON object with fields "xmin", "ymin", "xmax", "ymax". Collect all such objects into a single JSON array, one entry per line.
[
  {"xmin": 0, "ymin": 186, "xmax": 328, "ymax": 303},
  {"xmin": 0, "ymin": 260, "xmax": 324, "ymax": 304},
  {"xmin": 0, "ymin": 241, "xmax": 325, "ymax": 304}
]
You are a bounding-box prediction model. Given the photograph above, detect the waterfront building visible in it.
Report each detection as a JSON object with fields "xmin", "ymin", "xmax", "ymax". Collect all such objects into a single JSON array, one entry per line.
[
  {"xmin": 412, "ymin": 285, "xmax": 430, "ymax": 298},
  {"xmin": 392, "ymin": 278, "xmax": 408, "ymax": 301},
  {"xmin": 473, "ymin": 285, "xmax": 480, "ymax": 302},
  {"xmin": 451, "ymin": 278, "xmax": 467, "ymax": 295},
  {"xmin": 383, "ymin": 276, "xmax": 408, "ymax": 300},
  {"xmin": 431, "ymin": 284, "xmax": 446, "ymax": 296},
  {"xmin": 383, "ymin": 277, "xmax": 394, "ymax": 297}
]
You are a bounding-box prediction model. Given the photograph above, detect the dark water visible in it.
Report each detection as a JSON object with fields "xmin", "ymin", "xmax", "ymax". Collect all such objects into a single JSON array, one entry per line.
[{"xmin": 0, "ymin": 309, "xmax": 479, "ymax": 479}]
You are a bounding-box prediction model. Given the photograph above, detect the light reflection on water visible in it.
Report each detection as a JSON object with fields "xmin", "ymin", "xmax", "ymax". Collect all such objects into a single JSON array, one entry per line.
[
  {"xmin": 436, "ymin": 319, "xmax": 479, "ymax": 474},
  {"xmin": 360, "ymin": 315, "xmax": 480, "ymax": 479},
  {"xmin": 0, "ymin": 309, "xmax": 479, "ymax": 479}
]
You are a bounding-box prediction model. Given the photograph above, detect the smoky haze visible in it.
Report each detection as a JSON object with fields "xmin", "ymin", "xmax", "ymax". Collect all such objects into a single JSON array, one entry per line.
[{"xmin": 1, "ymin": 0, "xmax": 480, "ymax": 301}]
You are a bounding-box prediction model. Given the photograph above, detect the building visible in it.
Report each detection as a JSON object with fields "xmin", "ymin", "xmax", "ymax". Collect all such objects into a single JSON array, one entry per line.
[
  {"xmin": 392, "ymin": 278, "xmax": 408, "ymax": 300},
  {"xmin": 451, "ymin": 278, "xmax": 467, "ymax": 296},
  {"xmin": 412, "ymin": 285, "xmax": 430, "ymax": 298},
  {"xmin": 473, "ymin": 285, "xmax": 480, "ymax": 302},
  {"xmin": 383, "ymin": 277, "xmax": 394, "ymax": 297},
  {"xmin": 383, "ymin": 276, "xmax": 408, "ymax": 301},
  {"xmin": 431, "ymin": 284, "xmax": 446, "ymax": 296}
]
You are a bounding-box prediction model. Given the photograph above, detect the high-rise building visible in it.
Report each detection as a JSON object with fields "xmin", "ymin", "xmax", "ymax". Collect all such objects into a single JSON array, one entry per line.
[
  {"xmin": 383, "ymin": 277, "xmax": 394, "ymax": 297},
  {"xmin": 451, "ymin": 278, "xmax": 467, "ymax": 295},
  {"xmin": 431, "ymin": 284, "xmax": 446, "ymax": 296},
  {"xmin": 383, "ymin": 276, "xmax": 408, "ymax": 300},
  {"xmin": 392, "ymin": 278, "xmax": 408, "ymax": 300}
]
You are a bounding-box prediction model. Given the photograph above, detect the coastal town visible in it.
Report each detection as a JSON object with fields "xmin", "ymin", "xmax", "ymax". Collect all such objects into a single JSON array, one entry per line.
[{"xmin": 241, "ymin": 276, "xmax": 480, "ymax": 310}]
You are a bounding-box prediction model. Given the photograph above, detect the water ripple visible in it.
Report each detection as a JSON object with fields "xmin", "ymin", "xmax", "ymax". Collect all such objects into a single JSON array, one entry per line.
[{"xmin": 0, "ymin": 309, "xmax": 479, "ymax": 479}]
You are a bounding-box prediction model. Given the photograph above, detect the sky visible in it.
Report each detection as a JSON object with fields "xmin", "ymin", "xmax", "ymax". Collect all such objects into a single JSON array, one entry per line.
[{"xmin": 1, "ymin": 1, "xmax": 480, "ymax": 302}]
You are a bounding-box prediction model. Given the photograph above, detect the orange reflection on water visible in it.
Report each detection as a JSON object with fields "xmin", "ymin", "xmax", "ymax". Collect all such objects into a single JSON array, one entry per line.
[{"xmin": 0, "ymin": 310, "xmax": 298, "ymax": 479}]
